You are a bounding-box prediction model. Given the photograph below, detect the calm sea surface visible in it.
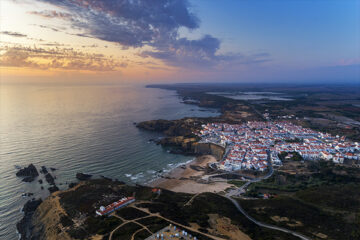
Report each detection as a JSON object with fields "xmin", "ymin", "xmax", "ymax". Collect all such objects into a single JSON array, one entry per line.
[{"xmin": 0, "ymin": 83, "xmax": 218, "ymax": 239}]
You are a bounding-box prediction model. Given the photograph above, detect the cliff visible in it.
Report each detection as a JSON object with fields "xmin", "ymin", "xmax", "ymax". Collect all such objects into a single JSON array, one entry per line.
[
  {"xmin": 194, "ymin": 143, "xmax": 225, "ymax": 161},
  {"xmin": 137, "ymin": 118, "xmax": 203, "ymax": 155},
  {"xmin": 136, "ymin": 118, "xmax": 203, "ymax": 137},
  {"xmin": 29, "ymin": 194, "xmax": 72, "ymax": 240},
  {"xmin": 137, "ymin": 118, "xmax": 225, "ymax": 159},
  {"xmin": 21, "ymin": 179, "xmax": 255, "ymax": 240},
  {"xmin": 20, "ymin": 179, "xmax": 158, "ymax": 240}
]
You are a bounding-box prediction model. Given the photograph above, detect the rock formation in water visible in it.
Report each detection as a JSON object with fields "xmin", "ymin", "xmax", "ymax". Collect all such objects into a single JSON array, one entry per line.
[
  {"xmin": 45, "ymin": 173, "xmax": 55, "ymax": 185},
  {"xmin": 76, "ymin": 172, "xmax": 92, "ymax": 181},
  {"xmin": 40, "ymin": 166, "xmax": 48, "ymax": 174},
  {"xmin": 16, "ymin": 164, "xmax": 39, "ymax": 182}
]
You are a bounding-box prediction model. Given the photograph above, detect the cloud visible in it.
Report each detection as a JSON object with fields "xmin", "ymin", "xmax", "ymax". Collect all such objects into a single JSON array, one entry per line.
[
  {"xmin": 0, "ymin": 31, "xmax": 27, "ymax": 38},
  {"xmin": 33, "ymin": 0, "xmax": 269, "ymax": 68},
  {"xmin": 141, "ymin": 35, "xmax": 270, "ymax": 68},
  {"xmin": 28, "ymin": 0, "xmax": 270, "ymax": 69},
  {"xmin": 0, "ymin": 45, "xmax": 126, "ymax": 71},
  {"xmin": 0, "ymin": 47, "xmax": 40, "ymax": 68},
  {"xmin": 28, "ymin": 10, "xmax": 72, "ymax": 20},
  {"xmin": 35, "ymin": 0, "xmax": 199, "ymax": 47},
  {"xmin": 40, "ymin": 42, "xmax": 69, "ymax": 47},
  {"xmin": 141, "ymin": 35, "xmax": 220, "ymax": 68},
  {"xmin": 34, "ymin": 24, "xmax": 63, "ymax": 32}
]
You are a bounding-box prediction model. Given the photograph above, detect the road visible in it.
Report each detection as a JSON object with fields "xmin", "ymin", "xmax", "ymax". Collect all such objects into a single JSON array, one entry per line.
[
  {"xmin": 226, "ymin": 196, "xmax": 311, "ymax": 240},
  {"xmin": 225, "ymin": 150, "xmax": 274, "ymax": 197},
  {"xmin": 224, "ymin": 152, "xmax": 311, "ymax": 240},
  {"xmin": 108, "ymin": 202, "xmax": 225, "ymax": 240}
]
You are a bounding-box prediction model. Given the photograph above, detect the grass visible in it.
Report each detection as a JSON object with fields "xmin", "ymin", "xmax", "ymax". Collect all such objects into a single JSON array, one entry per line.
[
  {"xmin": 241, "ymin": 162, "xmax": 360, "ymax": 240},
  {"xmin": 112, "ymin": 222, "xmax": 142, "ymax": 240},
  {"xmin": 138, "ymin": 191, "xmax": 301, "ymax": 240},
  {"xmin": 116, "ymin": 207, "xmax": 148, "ymax": 220},
  {"xmin": 240, "ymin": 195, "xmax": 360, "ymax": 240},
  {"xmin": 85, "ymin": 216, "xmax": 122, "ymax": 235},
  {"xmin": 294, "ymin": 183, "xmax": 360, "ymax": 212},
  {"xmin": 247, "ymin": 161, "xmax": 360, "ymax": 196},
  {"xmin": 137, "ymin": 216, "xmax": 169, "ymax": 233},
  {"xmin": 57, "ymin": 162, "xmax": 360, "ymax": 240},
  {"xmin": 133, "ymin": 229, "xmax": 152, "ymax": 240}
]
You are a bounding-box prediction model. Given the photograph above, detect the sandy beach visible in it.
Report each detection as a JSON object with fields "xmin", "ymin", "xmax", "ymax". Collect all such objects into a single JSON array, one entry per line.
[{"xmin": 150, "ymin": 155, "xmax": 233, "ymax": 194}]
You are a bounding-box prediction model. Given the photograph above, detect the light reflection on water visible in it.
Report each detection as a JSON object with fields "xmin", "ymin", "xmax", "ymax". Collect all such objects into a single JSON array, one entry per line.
[{"xmin": 0, "ymin": 83, "xmax": 218, "ymax": 239}]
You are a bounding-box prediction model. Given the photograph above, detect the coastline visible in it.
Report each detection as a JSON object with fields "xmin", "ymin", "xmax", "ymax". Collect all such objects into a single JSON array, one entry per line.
[{"xmin": 148, "ymin": 155, "xmax": 233, "ymax": 194}]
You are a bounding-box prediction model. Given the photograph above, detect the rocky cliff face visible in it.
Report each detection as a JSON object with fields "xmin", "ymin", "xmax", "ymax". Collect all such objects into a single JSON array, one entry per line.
[
  {"xmin": 137, "ymin": 118, "xmax": 203, "ymax": 137},
  {"xmin": 20, "ymin": 179, "xmax": 156, "ymax": 240},
  {"xmin": 29, "ymin": 194, "xmax": 72, "ymax": 240},
  {"xmin": 136, "ymin": 115, "xmax": 226, "ymax": 163},
  {"xmin": 194, "ymin": 143, "xmax": 225, "ymax": 160},
  {"xmin": 158, "ymin": 136, "xmax": 198, "ymax": 154},
  {"xmin": 17, "ymin": 199, "xmax": 42, "ymax": 240},
  {"xmin": 137, "ymin": 118, "xmax": 205, "ymax": 155},
  {"xmin": 136, "ymin": 119, "xmax": 175, "ymax": 132},
  {"xmin": 137, "ymin": 118, "xmax": 225, "ymax": 159}
]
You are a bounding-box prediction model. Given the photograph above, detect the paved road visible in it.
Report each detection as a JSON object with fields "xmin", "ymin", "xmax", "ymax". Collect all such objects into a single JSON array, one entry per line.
[
  {"xmin": 224, "ymin": 152, "xmax": 311, "ymax": 240},
  {"xmin": 226, "ymin": 151, "xmax": 274, "ymax": 197},
  {"xmin": 226, "ymin": 196, "xmax": 311, "ymax": 240}
]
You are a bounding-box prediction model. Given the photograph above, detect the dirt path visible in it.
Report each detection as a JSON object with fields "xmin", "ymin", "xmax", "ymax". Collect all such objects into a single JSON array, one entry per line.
[
  {"xmin": 132, "ymin": 205, "xmax": 226, "ymax": 240},
  {"xmin": 108, "ymin": 222, "xmax": 126, "ymax": 240},
  {"xmin": 130, "ymin": 221, "xmax": 153, "ymax": 240},
  {"xmin": 109, "ymin": 213, "xmax": 154, "ymax": 240},
  {"xmin": 131, "ymin": 228, "xmax": 144, "ymax": 240},
  {"xmin": 184, "ymin": 193, "xmax": 200, "ymax": 206}
]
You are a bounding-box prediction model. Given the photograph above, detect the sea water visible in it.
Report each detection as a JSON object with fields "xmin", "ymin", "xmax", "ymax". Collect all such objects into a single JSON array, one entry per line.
[{"xmin": 0, "ymin": 83, "xmax": 218, "ymax": 239}]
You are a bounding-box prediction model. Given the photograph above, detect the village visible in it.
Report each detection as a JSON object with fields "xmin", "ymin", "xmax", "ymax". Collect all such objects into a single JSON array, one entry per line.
[{"xmin": 197, "ymin": 121, "xmax": 360, "ymax": 172}]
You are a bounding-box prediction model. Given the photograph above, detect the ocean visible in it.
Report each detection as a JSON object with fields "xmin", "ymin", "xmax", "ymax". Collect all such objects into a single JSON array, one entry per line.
[{"xmin": 0, "ymin": 83, "xmax": 218, "ymax": 239}]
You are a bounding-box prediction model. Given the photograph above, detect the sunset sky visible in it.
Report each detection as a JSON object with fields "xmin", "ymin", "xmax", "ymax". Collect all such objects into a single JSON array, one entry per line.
[{"xmin": 0, "ymin": 0, "xmax": 359, "ymax": 84}]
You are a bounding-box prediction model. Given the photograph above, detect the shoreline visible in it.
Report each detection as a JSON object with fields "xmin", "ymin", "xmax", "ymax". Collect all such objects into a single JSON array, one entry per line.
[
  {"xmin": 148, "ymin": 155, "xmax": 234, "ymax": 194},
  {"xmin": 145, "ymin": 157, "xmax": 195, "ymax": 186}
]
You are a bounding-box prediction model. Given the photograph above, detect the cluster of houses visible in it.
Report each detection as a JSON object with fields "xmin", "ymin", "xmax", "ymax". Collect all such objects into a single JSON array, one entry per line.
[{"xmin": 197, "ymin": 121, "xmax": 359, "ymax": 172}]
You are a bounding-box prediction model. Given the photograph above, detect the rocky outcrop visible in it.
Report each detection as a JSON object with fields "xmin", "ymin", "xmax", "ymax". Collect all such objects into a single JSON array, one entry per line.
[
  {"xmin": 40, "ymin": 166, "xmax": 48, "ymax": 174},
  {"xmin": 194, "ymin": 143, "xmax": 225, "ymax": 160},
  {"xmin": 22, "ymin": 176, "xmax": 37, "ymax": 182},
  {"xmin": 24, "ymin": 179, "xmax": 128, "ymax": 240},
  {"xmin": 137, "ymin": 118, "xmax": 208, "ymax": 155},
  {"xmin": 48, "ymin": 185, "xmax": 60, "ymax": 193},
  {"xmin": 158, "ymin": 136, "xmax": 198, "ymax": 154},
  {"xmin": 76, "ymin": 172, "xmax": 92, "ymax": 181},
  {"xmin": 17, "ymin": 199, "xmax": 42, "ymax": 240},
  {"xmin": 136, "ymin": 119, "xmax": 175, "ymax": 132},
  {"xmin": 16, "ymin": 164, "xmax": 39, "ymax": 182},
  {"xmin": 29, "ymin": 195, "xmax": 72, "ymax": 240},
  {"xmin": 137, "ymin": 118, "xmax": 204, "ymax": 137},
  {"xmin": 45, "ymin": 173, "xmax": 55, "ymax": 185}
]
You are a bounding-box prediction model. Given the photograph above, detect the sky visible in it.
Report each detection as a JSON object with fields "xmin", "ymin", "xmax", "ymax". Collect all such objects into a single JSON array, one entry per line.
[{"xmin": 0, "ymin": 0, "xmax": 359, "ymax": 84}]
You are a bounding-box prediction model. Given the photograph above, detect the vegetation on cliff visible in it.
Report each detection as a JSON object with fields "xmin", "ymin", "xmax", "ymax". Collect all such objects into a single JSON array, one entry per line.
[{"xmin": 24, "ymin": 178, "xmax": 303, "ymax": 240}]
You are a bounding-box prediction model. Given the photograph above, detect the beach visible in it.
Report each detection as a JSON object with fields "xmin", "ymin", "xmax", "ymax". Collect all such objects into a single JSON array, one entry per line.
[{"xmin": 150, "ymin": 155, "xmax": 233, "ymax": 194}]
